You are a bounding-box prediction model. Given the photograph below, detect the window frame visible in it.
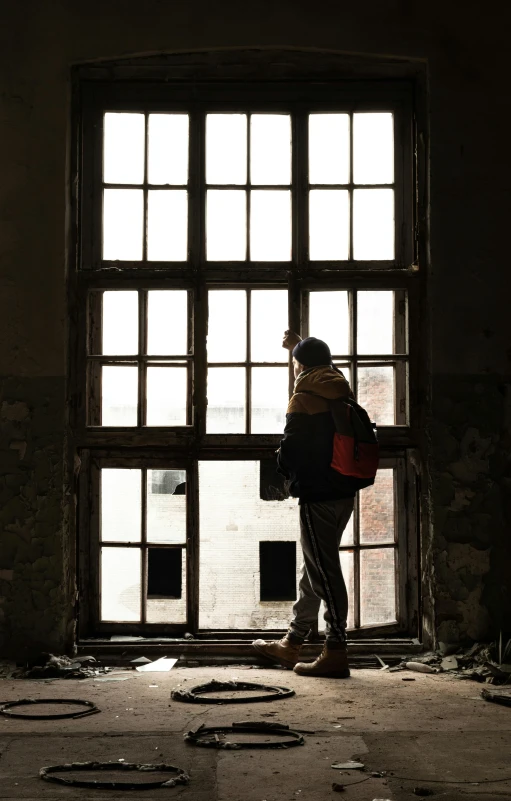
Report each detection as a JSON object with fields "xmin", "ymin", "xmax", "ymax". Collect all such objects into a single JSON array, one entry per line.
[{"xmin": 74, "ymin": 75, "xmax": 421, "ymax": 641}]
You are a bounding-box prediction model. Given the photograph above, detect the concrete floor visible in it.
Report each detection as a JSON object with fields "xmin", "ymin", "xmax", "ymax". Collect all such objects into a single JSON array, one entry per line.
[{"xmin": 0, "ymin": 664, "xmax": 510, "ymax": 800}]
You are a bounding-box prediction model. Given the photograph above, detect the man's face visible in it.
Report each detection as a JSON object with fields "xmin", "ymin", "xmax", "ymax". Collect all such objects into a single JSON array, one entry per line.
[{"xmin": 293, "ymin": 358, "xmax": 305, "ymax": 379}]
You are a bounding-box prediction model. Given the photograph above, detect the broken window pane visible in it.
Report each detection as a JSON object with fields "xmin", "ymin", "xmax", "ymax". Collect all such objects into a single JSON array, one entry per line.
[
  {"xmin": 147, "ymin": 290, "xmax": 188, "ymax": 356},
  {"xmin": 353, "ymin": 188, "xmax": 394, "ymax": 260},
  {"xmin": 250, "ymin": 190, "xmax": 291, "ymax": 261},
  {"xmin": 353, "ymin": 112, "xmax": 394, "ymax": 185},
  {"xmin": 147, "ymin": 549, "xmax": 187, "ymax": 623},
  {"xmin": 207, "ymin": 367, "xmax": 245, "ymax": 433},
  {"xmin": 309, "ymin": 291, "xmax": 349, "ymax": 355},
  {"xmin": 309, "ymin": 189, "xmax": 349, "ymax": 260},
  {"xmin": 357, "ymin": 291, "xmax": 394, "ymax": 354},
  {"xmin": 103, "ymin": 112, "xmax": 145, "ymax": 185},
  {"xmin": 360, "ymin": 547, "xmax": 396, "ymax": 625},
  {"xmin": 206, "ymin": 190, "xmax": 246, "ymax": 261},
  {"xmin": 357, "ymin": 365, "xmax": 395, "ymax": 425},
  {"xmin": 251, "ymin": 115, "xmax": 291, "ymax": 185},
  {"xmin": 206, "ymin": 114, "xmax": 247, "ymax": 185},
  {"xmin": 146, "ymin": 367, "xmax": 187, "ymax": 426},
  {"xmin": 102, "ymin": 365, "xmax": 138, "ymax": 426},
  {"xmin": 101, "ymin": 547, "xmax": 141, "ymax": 622},
  {"xmin": 147, "ymin": 190, "xmax": 188, "ymax": 261},
  {"xmin": 148, "ymin": 114, "xmax": 189, "ymax": 185},
  {"xmin": 148, "ymin": 548, "xmax": 182, "ymax": 597},
  {"xmin": 102, "ymin": 291, "xmax": 138, "ymax": 356},
  {"xmin": 101, "ymin": 468, "xmax": 141, "ymax": 542},
  {"xmin": 309, "ymin": 114, "xmax": 350, "ymax": 185},
  {"xmin": 147, "ymin": 469, "xmax": 186, "ymax": 544},
  {"xmin": 208, "ymin": 290, "xmax": 246, "ymax": 362},
  {"xmin": 260, "ymin": 541, "xmax": 296, "ymax": 601},
  {"xmin": 360, "ymin": 469, "xmax": 395, "ymax": 544},
  {"xmin": 251, "ymin": 367, "xmax": 288, "ymax": 434},
  {"xmin": 251, "ymin": 290, "xmax": 288, "ymax": 362},
  {"xmin": 199, "ymin": 461, "xmax": 300, "ymax": 629},
  {"xmin": 103, "ymin": 189, "xmax": 143, "ymax": 261}
]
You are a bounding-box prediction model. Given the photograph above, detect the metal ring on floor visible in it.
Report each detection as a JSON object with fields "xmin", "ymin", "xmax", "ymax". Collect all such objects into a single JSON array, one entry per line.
[
  {"xmin": 39, "ymin": 761, "xmax": 189, "ymax": 789},
  {"xmin": 185, "ymin": 722, "xmax": 304, "ymax": 749},
  {"xmin": 0, "ymin": 698, "xmax": 100, "ymax": 720},
  {"xmin": 171, "ymin": 680, "xmax": 295, "ymax": 704}
]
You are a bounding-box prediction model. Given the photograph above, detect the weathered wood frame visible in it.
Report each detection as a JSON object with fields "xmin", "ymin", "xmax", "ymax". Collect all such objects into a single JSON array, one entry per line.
[{"xmin": 72, "ymin": 65, "xmax": 422, "ymax": 641}]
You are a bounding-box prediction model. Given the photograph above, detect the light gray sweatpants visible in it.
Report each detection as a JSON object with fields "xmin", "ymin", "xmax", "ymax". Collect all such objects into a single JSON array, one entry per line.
[{"xmin": 288, "ymin": 497, "xmax": 354, "ymax": 644}]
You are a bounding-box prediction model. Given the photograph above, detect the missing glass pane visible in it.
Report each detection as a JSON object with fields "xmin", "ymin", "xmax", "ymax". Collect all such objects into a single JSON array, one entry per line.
[
  {"xmin": 199, "ymin": 461, "xmax": 300, "ymax": 629},
  {"xmin": 101, "ymin": 365, "xmax": 138, "ymax": 426},
  {"xmin": 309, "ymin": 114, "xmax": 350, "ymax": 185},
  {"xmin": 260, "ymin": 541, "xmax": 296, "ymax": 601},
  {"xmin": 357, "ymin": 291, "xmax": 394, "ymax": 354},
  {"xmin": 206, "ymin": 114, "xmax": 247, "ymax": 185},
  {"xmin": 147, "ymin": 470, "xmax": 186, "ymax": 545},
  {"xmin": 250, "ymin": 115, "xmax": 291, "ymax": 185},
  {"xmin": 102, "ymin": 291, "xmax": 138, "ymax": 356},
  {"xmin": 147, "ymin": 290, "xmax": 188, "ymax": 356},
  {"xmin": 147, "ymin": 190, "xmax": 187, "ymax": 261},
  {"xmin": 357, "ymin": 365, "xmax": 394, "ymax": 425},
  {"xmin": 103, "ymin": 113, "xmax": 145, "ymax": 185},
  {"xmin": 147, "ymin": 548, "xmax": 182, "ymax": 598},
  {"xmin": 360, "ymin": 469, "xmax": 395, "ymax": 544},
  {"xmin": 101, "ymin": 468, "xmax": 141, "ymax": 542},
  {"xmin": 309, "ymin": 189, "xmax": 349, "ymax": 260},
  {"xmin": 101, "ymin": 547, "xmax": 141, "ymax": 622},
  {"xmin": 206, "ymin": 190, "xmax": 247, "ymax": 261},
  {"xmin": 148, "ymin": 114, "xmax": 189, "ymax": 185},
  {"xmin": 360, "ymin": 547, "xmax": 396, "ymax": 626},
  {"xmin": 309, "ymin": 291, "xmax": 349, "ymax": 355},
  {"xmin": 103, "ymin": 189, "xmax": 143, "ymax": 261}
]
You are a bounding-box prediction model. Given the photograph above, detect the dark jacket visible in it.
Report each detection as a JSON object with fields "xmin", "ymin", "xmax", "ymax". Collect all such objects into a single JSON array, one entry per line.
[{"xmin": 277, "ymin": 365, "xmax": 360, "ymax": 503}]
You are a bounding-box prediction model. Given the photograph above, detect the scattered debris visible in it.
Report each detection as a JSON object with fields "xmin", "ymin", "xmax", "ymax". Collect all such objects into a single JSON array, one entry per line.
[
  {"xmin": 40, "ymin": 761, "xmax": 189, "ymax": 789},
  {"xmin": 171, "ymin": 680, "xmax": 295, "ymax": 704},
  {"xmin": 135, "ymin": 657, "xmax": 177, "ymax": 672},
  {"xmin": 440, "ymin": 656, "xmax": 458, "ymax": 671},
  {"xmin": 332, "ymin": 782, "xmax": 345, "ymax": 791},
  {"xmin": 481, "ymin": 687, "xmax": 511, "ymax": 707},
  {"xmin": 413, "ymin": 788, "xmax": 434, "ymax": 797},
  {"xmin": 393, "ymin": 639, "xmax": 511, "ymax": 684},
  {"xmin": 331, "ymin": 762, "xmax": 365, "ymax": 770},
  {"xmin": 371, "ymin": 772, "xmax": 386, "ymax": 778},
  {"xmin": 130, "ymin": 657, "xmax": 152, "ymax": 666},
  {"xmin": 185, "ymin": 722, "xmax": 304, "ymax": 749},
  {"xmin": 402, "ymin": 677, "xmax": 416, "ymax": 681},
  {"xmin": 374, "ymin": 655, "xmax": 389, "ymax": 670},
  {"xmin": 1, "ymin": 698, "xmax": 100, "ymax": 720},
  {"xmin": 404, "ymin": 662, "xmax": 438, "ymax": 674},
  {"xmin": 13, "ymin": 653, "xmax": 106, "ymax": 680}
]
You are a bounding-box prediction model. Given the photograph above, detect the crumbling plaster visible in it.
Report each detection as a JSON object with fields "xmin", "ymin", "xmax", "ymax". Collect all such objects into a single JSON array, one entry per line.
[{"xmin": 0, "ymin": 0, "xmax": 510, "ymax": 657}]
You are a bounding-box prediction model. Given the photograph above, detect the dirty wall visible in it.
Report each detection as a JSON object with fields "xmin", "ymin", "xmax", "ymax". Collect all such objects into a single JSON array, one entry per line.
[{"xmin": 0, "ymin": 1, "xmax": 509, "ymax": 657}]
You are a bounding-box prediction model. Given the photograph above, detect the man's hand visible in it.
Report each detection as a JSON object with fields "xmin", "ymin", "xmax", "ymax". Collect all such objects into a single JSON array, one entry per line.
[{"xmin": 282, "ymin": 330, "xmax": 302, "ymax": 351}]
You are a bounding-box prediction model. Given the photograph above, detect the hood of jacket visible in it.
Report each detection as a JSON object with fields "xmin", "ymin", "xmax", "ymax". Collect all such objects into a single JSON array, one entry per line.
[{"xmin": 293, "ymin": 365, "xmax": 351, "ymax": 400}]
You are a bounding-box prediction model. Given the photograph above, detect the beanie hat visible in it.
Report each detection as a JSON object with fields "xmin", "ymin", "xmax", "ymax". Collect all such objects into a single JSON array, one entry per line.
[{"xmin": 292, "ymin": 337, "xmax": 332, "ymax": 367}]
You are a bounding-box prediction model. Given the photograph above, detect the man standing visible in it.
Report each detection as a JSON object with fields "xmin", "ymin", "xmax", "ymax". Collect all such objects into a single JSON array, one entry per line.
[{"xmin": 253, "ymin": 331, "xmax": 357, "ymax": 679}]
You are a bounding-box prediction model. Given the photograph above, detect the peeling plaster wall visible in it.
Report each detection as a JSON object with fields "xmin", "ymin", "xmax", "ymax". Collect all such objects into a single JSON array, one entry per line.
[{"xmin": 0, "ymin": 0, "xmax": 510, "ymax": 656}]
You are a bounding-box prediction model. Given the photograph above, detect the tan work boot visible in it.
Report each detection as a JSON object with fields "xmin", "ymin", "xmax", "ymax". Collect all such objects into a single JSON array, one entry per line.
[
  {"xmin": 294, "ymin": 641, "xmax": 350, "ymax": 678},
  {"xmin": 252, "ymin": 634, "xmax": 303, "ymax": 669}
]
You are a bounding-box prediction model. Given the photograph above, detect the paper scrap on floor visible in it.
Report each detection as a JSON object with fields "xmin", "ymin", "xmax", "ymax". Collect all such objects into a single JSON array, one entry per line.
[{"xmin": 135, "ymin": 657, "xmax": 178, "ymax": 672}]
